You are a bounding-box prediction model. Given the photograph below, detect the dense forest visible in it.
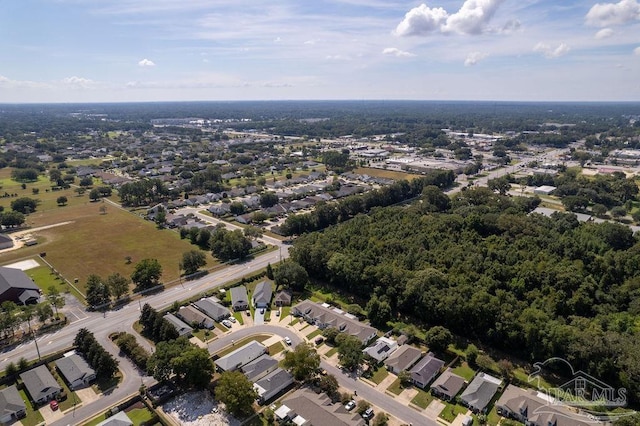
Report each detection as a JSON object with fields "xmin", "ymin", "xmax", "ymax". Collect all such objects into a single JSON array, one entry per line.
[{"xmin": 290, "ymin": 187, "xmax": 640, "ymax": 403}]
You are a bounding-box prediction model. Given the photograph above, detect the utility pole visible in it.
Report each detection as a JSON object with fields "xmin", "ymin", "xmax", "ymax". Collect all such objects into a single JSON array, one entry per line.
[{"xmin": 27, "ymin": 317, "xmax": 41, "ymax": 361}]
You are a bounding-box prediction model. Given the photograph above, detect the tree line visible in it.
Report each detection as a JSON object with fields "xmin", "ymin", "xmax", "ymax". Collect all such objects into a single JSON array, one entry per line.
[
  {"xmin": 290, "ymin": 186, "xmax": 640, "ymax": 403},
  {"xmin": 280, "ymin": 170, "xmax": 455, "ymax": 236}
]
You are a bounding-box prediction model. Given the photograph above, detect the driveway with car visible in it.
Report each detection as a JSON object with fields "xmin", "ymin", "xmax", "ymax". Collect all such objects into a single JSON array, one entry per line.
[{"xmin": 254, "ymin": 308, "xmax": 265, "ymax": 325}]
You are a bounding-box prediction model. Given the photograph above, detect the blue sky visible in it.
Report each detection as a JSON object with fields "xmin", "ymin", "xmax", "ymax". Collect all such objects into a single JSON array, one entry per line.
[{"xmin": 1, "ymin": 0, "xmax": 639, "ymax": 103}]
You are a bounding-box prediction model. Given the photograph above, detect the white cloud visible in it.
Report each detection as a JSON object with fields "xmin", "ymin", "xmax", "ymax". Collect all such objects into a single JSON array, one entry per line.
[
  {"xmin": 634, "ymin": 46, "xmax": 640, "ymax": 55},
  {"xmin": 394, "ymin": 4, "xmax": 449, "ymax": 36},
  {"xmin": 325, "ymin": 55, "xmax": 352, "ymax": 61},
  {"xmin": 382, "ymin": 47, "xmax": 416, "ymax": 57},
  {"xmin": 62, "ymin": 76, "xmax": 95, "ymax": 87},
  {"xmin": 443, "ymin": 0, "xmax": 507, "ymax": 35},
  {"xmin": 534, "ymin": 42, "xmax": 570, "ymax": 58},
  {"xmin": 500, "ymin": 19, "xmax": 521, "ymax": 34},
  {"xmin": 585, "ymin": 0, "xmax": 640, "ymax": 27},
  {"xmin": 394, "ymin": 0, "xmax": 506, "ymax": 36},
  {"xmin": 595, "ymin": 28, "xmax": 615, "ymax": 38},
  {"xmin": 138, "ymin": 58, "xmax": 156, "ymax": 67},
  {"xmin": 274, "ymin": 37, "xmax": 282, "ymax": 43},
  {"xmin": 464, "ymin": 52, "xmax": 488, "ymax": 66}
]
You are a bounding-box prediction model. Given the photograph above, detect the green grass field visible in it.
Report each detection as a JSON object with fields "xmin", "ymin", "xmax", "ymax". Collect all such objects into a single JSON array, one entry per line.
[
  {"xmin": 370, "ymin": 367, "xmax": 389, "ymax": 385},
  {"xmin": 268, "ymin": 341, "xmax": 285, "ymax": 355},
  {"xmin": 452, "ymin": 361, "xmax": 476, "ymax": 381},
  {"xmin": 18, "ymin": 388, "xmax": 44, "ymax": 426},
  {"xmin": 353, "ymin": 167, "xmax": 422, "ymax": 181},
  {"xmin": 387, "ymin": 378, "xmax": 405, "ymax": 395},
  {"xmin": 325, "ymin": 347, "xmax": 338, "ymax": 358},
  {"xmin": 439, "ymin": 402, "xmax": 468, "ymax": 422},
  {"xmin": 0, "ymin": 195, "xmax": 209, "ymax": 298}
]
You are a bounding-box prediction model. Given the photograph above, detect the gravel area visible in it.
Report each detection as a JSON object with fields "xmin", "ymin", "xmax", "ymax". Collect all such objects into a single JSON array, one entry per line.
[{"xmin": 163, "ymin": 391, "xmax": 240, "ymax": 426}]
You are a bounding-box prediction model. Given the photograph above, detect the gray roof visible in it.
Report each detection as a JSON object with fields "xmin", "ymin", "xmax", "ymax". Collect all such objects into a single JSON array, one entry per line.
[
  {"xmin": 430, "ymin": 368, "xmax": 466, "ymax": 399},
  {"xmin": 384, "ymin": 345, "xmax": 422, "ymax": 372},
  {"xmin": 163, "ymin": 313, "xmax": 193, "ymax": 336},
  {"xmin": 280, "ymin": 389, "xmax": 365, "ymax": 426},
  {"xmin": 55, "ymin": 354, "xmax": 95, "ymax": 384},
  {"xmin": 460, "ymin": 373, "xmax": 503, "ymax": 412},
  {"xmin": 496, "ymin": 385, "xmax": 601, "ymax": 426},
  {"xmin": 410, "ymin": 352, "xmax": 445, "ymax": 385},
  {"xmin": 254, "ymin": 368, "xmax": 294, "ymax": 401},
  {"xmin": 242, "ymin": 354, "xmax": 279, "ymax": 382},
  {"xmin": 0, "ymin": 385, "xmax": 26, "ymax": 418},
  {"xmin": 274, "ymin": 290, "xmax": 292, "ymax": 305},
  {"xmin": 253, "ymin": 281, "xmax": 273, "ymax": 306},
  {"xmin": 230, "ymin": 285, "xmax": 249, "ymax": 309},
  {"xmin": 216, "ymin": 341, "xmax": 267, "ymax": 372},
  {"xmin": 193, "ymin": 297, "xmax": 230, "ymax": 320},
  {"xmin": 293, "ymin": 300, "xmax": 376, "ymax": 343},
  {"xmin": 20, "ymin": 365, "xmax": 62, "ymax": 402},
  {"xmin": 0, "ymin": 266, "xmax": 39, "ymax": 304},
  {"xmin": 95, "ymin": 411, "xmax": 134, "ymax": 426},
  {"xmin": 178, "ymin": 305, "xmax": 214, "ymax": 327},
  {"xmin": 363, "ymin": 337, "xmax": 397, "ymax": 363}
]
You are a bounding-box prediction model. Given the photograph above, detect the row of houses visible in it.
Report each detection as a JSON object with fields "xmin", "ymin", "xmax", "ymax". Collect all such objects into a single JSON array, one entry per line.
[
  {"xmin": 230, "ymin": 283, "xmax": 291, "ymax": 311},
  {"xmin": 161, "ymin": 296, "xmax": 233, "ymax": 336},
  {"xmin": 214, "ymin": 341, "xmax": 294, "ymax": 404}
]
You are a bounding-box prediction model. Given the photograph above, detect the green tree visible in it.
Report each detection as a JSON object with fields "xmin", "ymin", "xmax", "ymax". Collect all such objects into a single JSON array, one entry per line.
[
  {"xmin": 372, "ymin": 412, "xmax": 389, "ymax": 426},
  {"xmin": 180, "ymin": 250, "xmax": 207, "ymax": 276},
  {"xmin": 466, "ymin": 344, "xmax": 479, "ymax": 366},
  {"xmin": 45, "ymin": 286, "xmax": 65, "ymax": 319},
  {"xmin": 89, "ymin": 188, "xmax": 100, "ymax": 201},
  {"xmin": 131, "ymin": 259, "xmax": 163, "ymax": 290},
  {"xmin": 85, "ymin": 274, "xmax": 111, "ymax": 308},
  {"xmin": 106, "ymin": 273, "xmax": 130, "ymax": 301},
  {"xmin": 425, "ymin": 325, "xmax": 453, "ymax": 353},
  {"xmin": 215, "ymin": 371, "xmax": 258, "ymax": 417},
  {"xmin": 147, "ymin": 338, "xmax": 190, "ymax": 382},
  {"xmin": 260, "ymin": 192, "xmax": 279, "ymax": 208},
  {"xmin": 0, "ymin": 211, "xmax": 25, "ymax": 227},
  {"xmin": 282, "ymin": 343, "xmax": 320, "ymax": 382},
  {"xmin": 398, "ymin": 370, "xmax": 412, "ymax": 386},
  {"xmin": 230, "ymin": 201, "xmax": 245, "ymax": 215},
  {"xmin": 266, "ymin": 263, "xmax": 274, "ymax": 280},
  {"xmin": 592, "ymin": 203, "xmax": 608, "ymax": 218},
  {"xmin": 356, "ymin": 400, "xmax": 371, "ymax": 415},
  {"xmin": 172, "ymin": 345, "xmax": 215, "ymax": 389},
  {"xmin": 4, "ymin": 362, "xmax": 17, "ymax": 378},
  {"xmin": 319, "ymin": 374, "xmax": 339, "ymax": 397},
  {"xmin": 487, "ymin": 176, "xmax": 511, "ymax": 195},
  {"xmin": 35, "ymin": 302, "xmax": 53, "ymax": 323},
  {"xmin": 366, "ymin": 296, "xmax": 392, "ymax": 327},
  {"xmin": 79, "ymin": 176, "xmax": 94, "ymax": 187},
  {"xmin": 336, "ymin": 334, "xmax": 363, "ymax": 371},
  {"xmin": 56, "ymin": 196, "xmax": 68, "ymax": 206},
  {"xmin": 10, "ymin": 197, "xmax": 38, "ymax": 214},
  {"xmin": 274, "ymin": 261, "xmax": 309, "ymax": 291}
]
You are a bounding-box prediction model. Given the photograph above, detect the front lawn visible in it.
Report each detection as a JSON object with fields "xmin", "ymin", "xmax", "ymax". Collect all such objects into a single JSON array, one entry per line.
[
  {"xmin": 233, "ymin": 311, "xmax": 245, "ymax": 325},
  {"xmin": 439, "ymin": 402, "xmax": 468, "ymax": 422},
  {"xmin": 325, "ymin": 347, "xmax": 338, "ymax": 358},
  {"xmin": 18, "ymin": 388, "xmax": 44, "ymax": 426},
  {"xmin": 411, "ymin": 388, "xmax": 434, "ymax": 409},
  {"xmin": 370, "ymin": 367, "xmax": 389, "ymax": 385},
  {"xmin": 387, "ymin": 378, "xmax": 404, "ymax": 395},
  {"xmin": 306, "ymin": 329, "xmax": 322, "ymax": 340},
  {"xmin": 268, "ymin": 341, "xmax": 285, "ymax": 355}
]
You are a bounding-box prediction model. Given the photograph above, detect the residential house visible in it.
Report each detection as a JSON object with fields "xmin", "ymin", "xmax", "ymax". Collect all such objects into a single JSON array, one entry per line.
[
  {"xmin": 410, "ymin": 352, "xmax": 445, "ymax": 389},
  {"xmin": 0, "ymin": 234, "xmax": 13, "ymax": 250},
  {"xmin": 496, "ymin": 384, "xmax": 603, "ymax": 426},
  {"xmin": 275, "ymin": 388, "xmax": 365, "ymax": 426},
  {"xmin": 460, "ymin": 372, "xmax": 503, "ymax": 413},
  {"xmin": 430, "ymin": 368, "xmax": 466, "ymax": 401},
  {"xmin": 292, "ymin": 300, "xmax": 376, "ymax": 344},
  {"xmin": 363, "ymin": 337, "xmax": 398, "ymax": 364},
  {"xmin": 242, "ymin": 354, "xmax": 279, "ymax": 382},
  {"xmin": 178, "ymin": 306, "xmax": 215, "ymax": 329},
  {"xmin": 55, "ymin": 353, "xmax": 96, "ymax": 389},
  {"xmin": 163, "ymin": 313, "xmax": 193, "ymax": 337},
  {"xmin": 230, "ymin": 286, "xmax": 249, "ymax": 311},
  {"xmin": 274, "ymin": 291, "xmax": 292, "ymax": 307},
  {"xmin": 20, "ymin": 365, "xmax": 62, "ymax": 405},
  {"xmin": 215, "ymin": 341, "xmax": 267, "ymax": 372},
  {"xmin": 95, "ymin": 411, "xmax": 134, "ymax": 426},
  {"xmin": 0, "ymin": 385, "xmax": 26, "ymax": 423},
  {"xmin": 193, "ymin": 297, "xmax": 230, "ymax": 321},
  {"xmin": 384, "ymin": 345, "xmax": 422, "ymax": 375},
  {"xmin": 252, "ymin": 281, "xmax": 273, "ymax": 308},
  {"xmin": 0, "ymin": 267, "xmax": 40, "ymax": 305},
  {"xmin": 253, "ymin": 368, "xmax": 294, "ymax": 404}
]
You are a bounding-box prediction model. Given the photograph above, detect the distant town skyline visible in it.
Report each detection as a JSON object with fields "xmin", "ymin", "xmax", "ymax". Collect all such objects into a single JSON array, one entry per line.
[{"xmin": 1, "ymin": 0, "xmax": 639, "ymax": 103}]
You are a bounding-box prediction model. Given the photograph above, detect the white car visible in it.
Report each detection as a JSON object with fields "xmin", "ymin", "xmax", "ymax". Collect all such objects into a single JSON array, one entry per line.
[
  {"xmin": 284, "ymin": 336, "xmax": 292, "ymax": 345},
  {"xmin": 344, "ymin": 400, "xmax": 356, "ymax": 411},
  {"xmin": 222, "ymin": 320, "xmax": 232, "ymax": 328},
  {"xmin": 228, "ymin": 317, "xmax": 236, "ymax": 323}
]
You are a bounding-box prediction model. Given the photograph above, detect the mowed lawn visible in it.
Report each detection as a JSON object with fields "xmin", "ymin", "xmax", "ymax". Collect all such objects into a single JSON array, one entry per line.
[{"xmin": 0, "ymin": 199, "xmax": 212, "ymax": 297}]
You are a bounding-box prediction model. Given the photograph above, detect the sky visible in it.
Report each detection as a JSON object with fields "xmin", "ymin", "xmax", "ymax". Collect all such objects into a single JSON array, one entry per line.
[{"xmin": 0, "ymin": 0, "xmax": 639, "ymax": 103}]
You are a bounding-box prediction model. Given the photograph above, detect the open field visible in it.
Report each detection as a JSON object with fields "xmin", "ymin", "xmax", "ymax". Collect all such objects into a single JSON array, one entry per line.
[
  {"xmin": 0, "ymin": 197, "xmax": 209, "ymax": 296},
  {"xmin": 353, "ymin": 167, "xmax": 422, "ymax": 181}
]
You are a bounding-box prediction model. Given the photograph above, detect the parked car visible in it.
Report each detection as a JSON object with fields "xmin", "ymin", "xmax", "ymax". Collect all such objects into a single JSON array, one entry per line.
[
  {"xmin": 275, "ymin": 310, "xmax": 280, "ymax": 316},
  {"xmin": 260, "ymin": 308, "xmax": 265, "ymax": 314},
  {"xmin": 362, "ymin": 407, "xmax": 374, "ymax": 420},
  {"xmin": 49, "ymin": 400, "xmax": 59, "ymax": 411},
  {"xmin": 222, "ymin": 320, "xmax": 232, "ymax": 328},
  {"xmin": 284, "ymin": 336, "xmax": 292, "ymax": 345},
  {"xmin": 344, "ymin": 400, "xmax": 356, "ymax": 411},
  {"xmin": 228, "ymin": 317, "xmax": 236, "ymax": 323},
  {"xmin": 363, "ymin": 407, "xmax": 374, "ymax": 419},
  {"xmin": 245, "ymin": 310, "xmax": 250, "ymax": 316},
  {"xmin": 314, "ymin": 336, "xmax": 324, "ymax": 345}
]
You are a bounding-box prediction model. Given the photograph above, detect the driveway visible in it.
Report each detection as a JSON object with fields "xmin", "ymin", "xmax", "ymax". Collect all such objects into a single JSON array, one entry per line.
[{"xmin": 254, "ymin": 308, "xmax": 265, "ymax": 325}]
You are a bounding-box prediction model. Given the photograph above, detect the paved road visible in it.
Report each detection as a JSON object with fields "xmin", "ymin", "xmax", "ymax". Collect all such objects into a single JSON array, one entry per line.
[
  {"xmin": 2, "ymin": 246, "xmax": 288, "ymax": 426},
  {"xmin": 207, "ymin": 325, "xmax": 437, "ymax": 426}
]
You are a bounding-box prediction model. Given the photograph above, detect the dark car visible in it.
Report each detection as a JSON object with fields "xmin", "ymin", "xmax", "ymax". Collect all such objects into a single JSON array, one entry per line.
[{"xmin": 314, "ymin": 336, "xmax": 324, "ymax": 345}]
